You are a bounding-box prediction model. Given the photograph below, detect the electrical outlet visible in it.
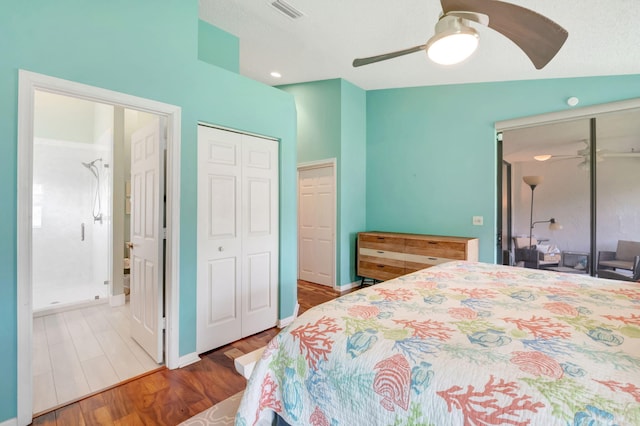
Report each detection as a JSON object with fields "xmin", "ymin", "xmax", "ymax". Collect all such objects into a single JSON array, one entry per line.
[{"xmin": 472, "ymin": 216, "xmax": 483, "ymax": 226}]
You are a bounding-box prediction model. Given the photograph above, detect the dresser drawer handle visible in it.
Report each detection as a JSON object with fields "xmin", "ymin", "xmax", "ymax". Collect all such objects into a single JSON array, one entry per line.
[
  {"xmin": 428, "ymin": 241, "xmax": 438, "ymax": 245},
  {"xmin": 377, "ymin": 250, "xmax": 385, "ymax": 254},
  {"xmin": 428, "ymin": 257, "xmax": 437, "ymax": 261},
  {"xmin": 377, "ymin": 237, "xmax": 385, "ymax": 240},
  {"xmin": 377, "ymin": 264, "xmax": 385, "ymax": 268}
]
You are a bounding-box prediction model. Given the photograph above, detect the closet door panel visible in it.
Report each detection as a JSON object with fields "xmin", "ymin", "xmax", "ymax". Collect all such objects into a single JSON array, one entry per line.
[
  {"xmin": 197, "ymin": 126, "xmax": 242, "ymax": 353},
  {"xmin": 241, "ymin": 135, "xmax": 279, "ymax": 337}
]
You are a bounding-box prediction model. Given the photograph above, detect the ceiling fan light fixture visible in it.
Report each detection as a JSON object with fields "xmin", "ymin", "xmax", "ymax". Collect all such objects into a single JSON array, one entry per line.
[
  {"xmin": 426, "ymin": 16, "xmax": 479, "ymax": 66},
  {"xmin": 534, "ymin": 154, "xmax": 552, "ymax": 161}
]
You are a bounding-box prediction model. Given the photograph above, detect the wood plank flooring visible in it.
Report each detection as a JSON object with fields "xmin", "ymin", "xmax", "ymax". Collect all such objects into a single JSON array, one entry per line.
[{"xmin": 33, "ymin": 280, "xmax": 353, "ymax": 425}]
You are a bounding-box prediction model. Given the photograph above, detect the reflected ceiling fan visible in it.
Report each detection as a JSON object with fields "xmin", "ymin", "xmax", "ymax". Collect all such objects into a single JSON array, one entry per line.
[
  {"xmin": 543, "ymin": 141, "xmax": 640, "ymax": 168},
  {"xmin": 353, "ymin": 0, "xmax": 568, "ymax": 69}
]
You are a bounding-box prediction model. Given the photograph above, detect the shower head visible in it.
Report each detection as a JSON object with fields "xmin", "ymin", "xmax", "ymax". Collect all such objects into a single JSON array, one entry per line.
[
  {"xmin": 82, "ymin": 158, "xmax": 102, "ymax": 178},
  {"xmin": 82, "ymin": 158, "xmax": 102, "ymax": 167}
]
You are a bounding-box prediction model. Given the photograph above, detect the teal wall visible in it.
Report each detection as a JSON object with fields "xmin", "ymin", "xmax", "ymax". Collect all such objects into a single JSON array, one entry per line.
[
  {"xmin": 198, "ymin": 20, "xmax": 239, "ymax": 73},
  {"xmin": 281, "ymin": 79, "xmax": 342, "ymax": 163},
  {"xmin": 339, "ymin": 80, "xmax": 367, "ymax": 284},
  {"xmin": 280, "ymin": 79, "xmax": 366, "ymax": 286},
  {"xmin": 0, "ymin": 1, "xmax": 297, "ymax": 421},
  {"xmin": 366, "ymin": 75, "xmax": 640, "ymax": 262}
]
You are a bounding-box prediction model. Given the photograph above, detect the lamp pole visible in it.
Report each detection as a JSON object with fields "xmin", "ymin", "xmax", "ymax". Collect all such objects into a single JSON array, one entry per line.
[{"xmin": 528, "ymin": 183, "xmax": 537, "ymax": 249}]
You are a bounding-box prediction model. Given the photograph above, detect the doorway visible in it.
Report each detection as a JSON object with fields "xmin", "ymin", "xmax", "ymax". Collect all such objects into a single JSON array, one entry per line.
[
  {"xmin": 30, "ymin": 91, "xmax": 167, "ymax": 413},
  {"xmin": 297, "ymin": 160, "xmax": 336, "ymax": 288},
  {"xmin": 17, "ymin": 70, "xmax": 182, "ymax": 425}
]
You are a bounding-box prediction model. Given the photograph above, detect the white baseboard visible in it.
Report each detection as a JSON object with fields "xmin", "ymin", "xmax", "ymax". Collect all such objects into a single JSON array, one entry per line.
[
  {"xmin": 178, "ymin": 352, "xmax": 200, "ymax": 368},
  {"xmin": 110, "ymin": 293, "xmax": 126, "ymax": 307},
  {"xmin": 277, "ymin": 302, "xmax": 299, "ymax": 328},
  {"xmin": 33, "ymin": 298, "xmax": 108, "ymax": 318},
  {"xmin": 0, "ymin": 417, "xmax": 17, "ymax": 426},
  {"xmin": 338, "ymin": 280, "xmax": 362, "ymax": 292}
]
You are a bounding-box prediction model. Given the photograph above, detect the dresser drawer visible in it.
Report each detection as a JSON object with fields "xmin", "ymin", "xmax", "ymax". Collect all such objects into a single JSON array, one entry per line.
[
  {"xmin": 359, "ymin": 248, "xmax": 404, "ymax": 262},
  {"xmin": 358, "ymin": 261, "xmax": 405, "ymax": 281},
  {"xmin": 405, "ymin": 239, "xmax": 467, "ymax": 260},
  {"xmin": 359, "ymin": 234, "xmax": 405, "ymax": 252},
  {"xmin": 404, "ymin": 255, "xmax": 450, "ymax": 273}
]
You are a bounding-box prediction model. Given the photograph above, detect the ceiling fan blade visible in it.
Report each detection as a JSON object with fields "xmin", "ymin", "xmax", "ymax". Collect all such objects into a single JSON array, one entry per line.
[
  {"xmin": 603, "ymin": 152, "xmax": 640, "ymax": 158},
  {"xmin": 442, "ymin": 0, "xmax": 568, "ymax": 69},
  {"xmin": 353, "ymin": 44, "xmax": 426, "ymax": 67},
  {"xmin": 550, "ymin": 155, "xmax": 581, "ymax": 161}
]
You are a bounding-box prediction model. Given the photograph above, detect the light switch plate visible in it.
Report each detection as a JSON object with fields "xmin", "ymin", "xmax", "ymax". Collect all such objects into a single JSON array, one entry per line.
[{"xmin": 472, "ymin": 216, "xmax": 483, "ymax": 226}]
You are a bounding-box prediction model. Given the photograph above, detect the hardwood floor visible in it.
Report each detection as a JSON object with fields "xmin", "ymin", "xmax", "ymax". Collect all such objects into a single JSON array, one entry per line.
[{"xmin": 32, "ymin": 280, "xmax": 352, "ymax": 425}]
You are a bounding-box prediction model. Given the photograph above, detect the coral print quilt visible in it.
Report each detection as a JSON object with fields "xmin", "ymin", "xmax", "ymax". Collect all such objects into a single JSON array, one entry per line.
[{"xmin": 236, "ymin": 261, "xmax": 640, "ymax": 426}]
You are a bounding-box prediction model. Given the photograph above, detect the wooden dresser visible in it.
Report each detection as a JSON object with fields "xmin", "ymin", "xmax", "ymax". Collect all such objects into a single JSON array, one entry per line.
[{"xmin": 357, "ymin": 231, "xmax": 479, "ymax": 282}]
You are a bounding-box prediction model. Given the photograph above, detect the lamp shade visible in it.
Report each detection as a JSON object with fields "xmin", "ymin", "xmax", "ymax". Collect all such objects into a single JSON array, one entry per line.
[
  {"xmin": 549, "ymin": 218, "xmax": 563, "ymax": 231},
  {"xmin": 523, "ymin": 175, "xmax": 544, "ymax": 186},
  {"xmin": 426, "ymin": 16, "xmax": 479, "ymax": 65}
]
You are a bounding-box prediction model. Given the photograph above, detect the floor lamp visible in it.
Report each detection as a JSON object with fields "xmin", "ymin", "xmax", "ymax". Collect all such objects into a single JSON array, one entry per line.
[
  {"xmin": 523, "ymin": 175, "xmax": 562, "ymax": 249},
  {"xmin": 523, "ymin": 176, "xmax": 543, "ymax": 249}
]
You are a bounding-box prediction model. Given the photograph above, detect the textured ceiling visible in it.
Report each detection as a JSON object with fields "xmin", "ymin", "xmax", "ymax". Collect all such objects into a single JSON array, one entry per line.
[{"xmin": 199, "ymin": 0, "xmax": 640, "ymax": 90}]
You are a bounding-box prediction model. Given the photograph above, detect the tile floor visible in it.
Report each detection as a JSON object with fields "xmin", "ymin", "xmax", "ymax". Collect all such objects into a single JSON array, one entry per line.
[{"xmin": 32, "ymin": 301, "xmax": 161, "ymax": 414}]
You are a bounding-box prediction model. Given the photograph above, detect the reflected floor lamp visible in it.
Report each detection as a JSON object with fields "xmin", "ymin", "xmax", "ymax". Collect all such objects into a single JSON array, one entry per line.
[{"xmin": 523, "ymin": 175, "xmax": 562, "ymax": 249}]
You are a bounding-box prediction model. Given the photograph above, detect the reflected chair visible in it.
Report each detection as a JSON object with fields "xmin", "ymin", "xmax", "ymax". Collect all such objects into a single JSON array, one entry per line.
[
  {"xmin": 513, "ymin": 237, "xmax": 560, "ymax": 269},
  {"xmin": 597, "ymin": 240, "xmax": 640, "ymax": 281},
  {"xmin": 543, "ymin": 251, "xmax": 589, "ymax": 274}
]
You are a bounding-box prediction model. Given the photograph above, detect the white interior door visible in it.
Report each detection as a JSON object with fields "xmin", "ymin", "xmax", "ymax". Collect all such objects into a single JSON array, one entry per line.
[
  {"xmin": 130, "ymin": 117, "xmax": 164, "ymax": 363},
  {"xmin": 298, "ymin": 164, "xmax": 335, "ymax": 287},
  {"xmin": 241, "ymin": 135, "xmax": 279, "ymax": 336},
  {"xmin": 197, "ymin": 126, "xmax": 279, "ymax": 353},
  {"xmin": 197, "ymin": 126, "xmax": 243, "ymax": 352}
]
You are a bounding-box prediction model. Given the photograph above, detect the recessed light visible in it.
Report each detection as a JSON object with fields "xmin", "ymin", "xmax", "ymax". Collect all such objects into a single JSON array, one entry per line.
[{"xmin": 270, "ymin": 71, "xmax": 282, "ymax": 78}]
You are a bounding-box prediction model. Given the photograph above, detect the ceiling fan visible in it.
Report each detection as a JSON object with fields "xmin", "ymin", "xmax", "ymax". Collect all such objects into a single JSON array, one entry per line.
[
  {"xmin": 543, "ymin": 141, "xmax": 640, "ymax": 168},
  {"xmin": 352, "ymin": 0, "xmax": 568, "ymax": 69}
]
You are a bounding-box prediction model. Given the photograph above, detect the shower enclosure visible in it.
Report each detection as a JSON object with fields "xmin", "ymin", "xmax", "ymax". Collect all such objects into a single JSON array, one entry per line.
[{"xmin": 32, "ymin": 138, "xmax": 112, "ymax": 313}]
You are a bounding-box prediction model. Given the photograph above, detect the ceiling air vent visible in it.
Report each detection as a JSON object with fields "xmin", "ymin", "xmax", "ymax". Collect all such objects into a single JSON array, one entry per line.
[{"xmin": 270, "ymin": 0, "xmax": 304, "ymax": 19}]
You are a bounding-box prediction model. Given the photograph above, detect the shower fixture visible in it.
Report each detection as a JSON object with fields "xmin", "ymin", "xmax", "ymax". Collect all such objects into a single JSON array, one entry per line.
[{"xmin": 82, "ymin": 158, "xmax": 103, "ymax": 224}]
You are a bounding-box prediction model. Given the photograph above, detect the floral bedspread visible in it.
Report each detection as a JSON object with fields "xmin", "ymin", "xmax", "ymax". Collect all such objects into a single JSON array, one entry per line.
[{"xmin": 236, "ymin": 261, "xmax": 640, "ymax": 426}]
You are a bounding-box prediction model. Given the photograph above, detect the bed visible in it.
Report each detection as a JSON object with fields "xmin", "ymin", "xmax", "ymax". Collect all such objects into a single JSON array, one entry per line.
[{"xmin": 236, "ymin": 261, "xmax": 640, "ymax": 425}]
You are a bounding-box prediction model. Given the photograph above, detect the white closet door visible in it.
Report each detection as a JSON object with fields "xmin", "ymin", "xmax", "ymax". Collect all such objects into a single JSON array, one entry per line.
[
  {"xmin": 197, "ymin": 126, "xmax": 243, "ymax": 352},
  {"xmin": 241, "ymin": 135, "xmax": 279, "ymax": 336},
  {"xmin": 197, "ymin": 126, "xmax": 279, "ymax": 353}
]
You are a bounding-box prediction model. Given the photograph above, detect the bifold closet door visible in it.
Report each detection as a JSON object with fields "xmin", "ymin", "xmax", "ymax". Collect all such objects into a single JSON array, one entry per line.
[{"xmin": 196, "ymin": 125, "xmax": 279, "ymax": 353}]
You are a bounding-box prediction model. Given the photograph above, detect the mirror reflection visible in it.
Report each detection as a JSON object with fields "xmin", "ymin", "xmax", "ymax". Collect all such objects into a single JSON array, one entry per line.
[{"xmin": 500, "ymin": 107, "xmax": 640, "ymax": 282}]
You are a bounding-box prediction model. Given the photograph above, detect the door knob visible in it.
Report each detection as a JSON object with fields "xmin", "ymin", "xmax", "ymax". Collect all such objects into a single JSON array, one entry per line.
[
  {"xmin": 126, "ymin": 242, "xmax": 134, "ymax": 249},
  {"xmin": 218, "ymin": 246, "xmax": 224, "ymax": 252}
]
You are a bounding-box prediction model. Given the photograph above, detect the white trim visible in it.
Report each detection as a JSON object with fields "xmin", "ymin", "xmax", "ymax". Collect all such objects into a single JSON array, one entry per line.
[
  {"xmin": 496, "ymin": 97, "xmax": 640, "ymax": 131},
  {"xmin": 296, "ymin": 158, "xmax": 338, "ymax": 289},
  {"xmin": 297, "ymin": 158, "xmax": 338, "ymax": 170},
  {"xmin": 0, "ymin": 417, "xmax": 17, "ymax": 426},
  {"xmin": 33, "ymin": 299, "xmax": 108, "ymax": 318},
  {"xmin": 110, "ymin": 293, "xmax": 126, "ymax": 307},
  {"xmin": 277, "ymin": 302, "xmax": 300, "ymax": 328},
  {"xmin": 338, "ymin": 280, "xmax": 362, "ymax": 292},
  {"xmin": 178, "ymin": 353, "xmax": 201, "ymax": 368},
  {"xmin": 197, "ymin": 121, "xmax": 278, "ymax": 141},
  {"xmin": 17, "ymin": 70, "xmax": 182, "ymax": 425}
]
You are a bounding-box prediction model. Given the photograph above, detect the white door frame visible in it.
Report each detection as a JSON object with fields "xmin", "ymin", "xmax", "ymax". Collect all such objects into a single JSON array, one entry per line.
[
  {"xmin": 297, "ymin": 158, "xmax": 337, "ymax": 290},
  {"xmin": 17, "ymin": 70, "xmax": 182, "ymax": 425}
]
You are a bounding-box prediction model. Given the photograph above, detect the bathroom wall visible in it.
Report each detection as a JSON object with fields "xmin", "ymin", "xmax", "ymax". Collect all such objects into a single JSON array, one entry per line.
[{"xmin": 32, "ymin": 139, "xmax": 111, "ymax": 310}]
